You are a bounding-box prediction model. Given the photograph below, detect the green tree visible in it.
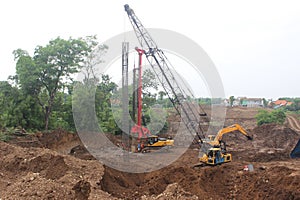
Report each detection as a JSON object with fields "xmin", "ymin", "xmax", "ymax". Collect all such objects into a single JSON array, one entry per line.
[
  {"xmin": 81, "ymin": 35, "xmax": 108, "ymax": 83},
  {"xmin": 158, "ymin": 91, "xmax": 166, "ymax": 100},
  {"xmin": 255, "ymin": 109, "xmax": 286, "ymax": 126},
  {"xmin": 229, "ymin": 96, "xmax": 235, "ymax": 107},
  {"xmin": 95, "ymin": 74, "xmax": 118, "ymax": 133},
  {"xmin": 270, "ymin": 109, "xmax": 286, "ymax": 124},
  {"xmin": 286, "ymin": 98, "xmax": 300, "ymax": 111},
  {"xmin": 142, "ymin": 69, "xmax": 158, "ymax": 96},
  {"xmin": 0, "ymin": 81, "xmax": 43, "ymax": 130},
  {"xmin": 14, "ymin": 37, "xmax": 91, "ymax": 130},
  {"xmin": 262, "ymin": 98, "xmax": 268, "ymax": 107},
  {"xmin": 198, "ymin": 98, "xmax": 211, "ymax": 105}
]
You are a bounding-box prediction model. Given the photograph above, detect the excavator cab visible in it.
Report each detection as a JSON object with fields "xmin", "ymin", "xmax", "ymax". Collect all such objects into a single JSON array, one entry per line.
[
  {"xmin": 146, "ymin": 135, "xmax": 174, "ymax": 147},
  {"xmin": 207, "ymin": 135, "xmax": 216, "ymax": 141},
  {"xmin": 147, "ymin": 136, "xmax": 158, "ymax": 145},
  {"xmin": 206, "ymin": 148, "xmax": 232, "ymax": 165}
]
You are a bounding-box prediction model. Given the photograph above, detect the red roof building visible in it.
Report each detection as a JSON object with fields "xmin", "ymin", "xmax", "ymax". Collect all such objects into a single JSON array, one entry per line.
[{"xmin": 273, "ymin": 100, "xmax": 288, "ymax": 106}]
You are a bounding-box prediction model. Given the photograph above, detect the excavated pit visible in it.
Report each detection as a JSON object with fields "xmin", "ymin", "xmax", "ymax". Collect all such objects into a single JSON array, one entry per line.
[{"xmin": 1, "ymin": 108, "xmax": 300, "ymax": 199}]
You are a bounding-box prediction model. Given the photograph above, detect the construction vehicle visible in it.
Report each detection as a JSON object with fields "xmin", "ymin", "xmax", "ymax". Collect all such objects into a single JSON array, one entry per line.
[
  {"xmin": 124, "ymin": 5, "xmax": 252, "ymax": 162},
  {"xmin": 124, "ymin": 4, "xmax": 212, "ymax": 154},
  {"xmin": 146, "ymin": 135, "xmax": 174, "ymax": 147},
  {"xmin": 129, "ymin": 47, "xmax": 174, "ymax": 151},
  {"xmin": 196, "ymin": 124, "xmax": 253, "ymax": 166},
  {"xmin": 124, "ymin": 3, "xmax": 207, "ymax": 146},
  {"xmin": 203, "ymin": 123, "xmax": 253, "ymax": 151},
  {"xmin": 198, "ymin": 147, "xmax": 232, "ymax": 166}
]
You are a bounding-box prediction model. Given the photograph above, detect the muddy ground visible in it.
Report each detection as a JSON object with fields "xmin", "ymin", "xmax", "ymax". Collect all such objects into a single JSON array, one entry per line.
[{"xmin": 1, "ymin": 107, "xmax": 300, "ymax": 200}]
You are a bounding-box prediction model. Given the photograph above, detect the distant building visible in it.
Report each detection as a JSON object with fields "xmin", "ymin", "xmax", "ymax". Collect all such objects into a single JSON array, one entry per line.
[
  {"xmin": 225, "ymin": 97, "xmax": 265, "ymax": 107},
  {"xmin": 239, "ymin": 97, "xmax": 264, "ymax": 107},
  {"xmin": 272, "ymin": 99, "xmax": 293, "ymax": 108}
]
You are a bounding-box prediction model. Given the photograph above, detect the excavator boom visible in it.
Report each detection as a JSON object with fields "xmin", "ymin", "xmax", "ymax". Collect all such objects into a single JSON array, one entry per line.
[
  {"xmin": 196, "ymin": 124, "xmax": 253, "ymax": 166},
  {"xmin": 214, "ymin": 124, "xmax": 252, "ymax": 143}
]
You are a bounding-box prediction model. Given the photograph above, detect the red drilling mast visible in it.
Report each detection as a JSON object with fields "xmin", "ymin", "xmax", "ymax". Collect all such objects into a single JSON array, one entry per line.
[{"xmin": 130, "ymin": 47, "xmax": 151, "ymax": 141}]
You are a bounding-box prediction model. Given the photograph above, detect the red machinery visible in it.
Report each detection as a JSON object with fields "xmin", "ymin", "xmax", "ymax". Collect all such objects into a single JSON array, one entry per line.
[{"xmin": 130, "ymin": 47, "xmax": 151, "ymax": 141}]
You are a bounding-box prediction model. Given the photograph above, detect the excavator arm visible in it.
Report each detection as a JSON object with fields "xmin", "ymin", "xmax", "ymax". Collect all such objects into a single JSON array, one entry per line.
[
  {"xmin": 196, "ymin": 124, "xmax": 253, "ymax": 167},
  {"xmin": 209, "ymin": 124, "xmax": 252, "ymax": 146}
]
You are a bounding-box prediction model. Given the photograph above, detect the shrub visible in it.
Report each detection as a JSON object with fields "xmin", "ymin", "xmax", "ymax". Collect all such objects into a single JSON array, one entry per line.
[{"xmin": 255, "ymin": 109, "xmax": 286, "ymax": 126}]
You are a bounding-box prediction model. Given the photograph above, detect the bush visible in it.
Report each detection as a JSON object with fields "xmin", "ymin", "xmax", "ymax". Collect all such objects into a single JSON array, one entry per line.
[
  {"xmin": 0, "ymin": 130, "xmax": 12, "ymax": 142},
  {"xmin": 255, "ymin": 109, "xmax": 286, "ymax": 126}
]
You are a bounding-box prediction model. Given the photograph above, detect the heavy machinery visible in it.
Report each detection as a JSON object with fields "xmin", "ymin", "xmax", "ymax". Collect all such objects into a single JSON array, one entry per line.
[
  {"xmin": 204, "ymin": 123, "xmax": 253, "ymax": 150},
  {"xmin": 197, "ymin": 124, "xmax": 253, "ymax": 166},
  {"xmin": 198, "ymin": 147, "xmax": 232, "ymax": 166},
  {"xmin": 129, "ymin": 47, "xmax": 174, "ymax": 151},
  {"xmin": 124, "ymin": 4, "xmax": 207, "ymax": 147},
  {"xmin": 146, "ymin": 135, "xmax": 174, "ymax": 147},
  {"xmin": 124, "ymin": 4, "xmax": 212, "ymax": 155},
  {"xmin": 124, "ymin": 5, "xmax": 252, "ymax": 162}
]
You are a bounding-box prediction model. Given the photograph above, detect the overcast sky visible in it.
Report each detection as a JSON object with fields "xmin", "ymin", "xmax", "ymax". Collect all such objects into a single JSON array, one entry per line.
[{"xmin": 0, "ymin": 0, "xmax": 299, "ymax": 99}]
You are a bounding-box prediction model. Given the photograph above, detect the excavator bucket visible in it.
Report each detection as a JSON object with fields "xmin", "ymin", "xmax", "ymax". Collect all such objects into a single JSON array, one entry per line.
[
  {"xmin": 246, "ymin": 135, "xmax": 253, "ymax": 140},
  {"xmin": 290, "ymin": 138, "xmax": 300, "ymax": 158}
]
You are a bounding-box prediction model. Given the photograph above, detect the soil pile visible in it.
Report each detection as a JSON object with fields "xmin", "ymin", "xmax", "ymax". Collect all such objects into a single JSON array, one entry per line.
[
  {"xmin": 7, "ymin": 129, "xmax": 81, "ymax": 154},
  {"xmin": 223, "ymin": 123, "xmax": 300, "ymax": 162},
  {"xmin": 99, "ymin": 158, "xmax": 300, "ymax": 200},
  {"xmin": 0, "ymin": 141, "xmax": 114, "ymax": 200}
]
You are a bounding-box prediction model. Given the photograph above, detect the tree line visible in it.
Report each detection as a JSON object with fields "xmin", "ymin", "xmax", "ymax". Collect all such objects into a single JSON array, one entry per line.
[
  {"xmin": 0, "ymin": 36, "xmax": 115, "ymax": 132},
  {"xmin": 0, "ymin": 35, "xmax": 171, "ymax": 137}
]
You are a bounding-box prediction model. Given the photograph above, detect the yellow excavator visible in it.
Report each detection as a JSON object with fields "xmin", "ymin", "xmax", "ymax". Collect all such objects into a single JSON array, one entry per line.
[
  {"xmin": 146, "ymin": 135, "xmax": 174, "ymax": 147},
  {"xmin": 197, "ymin": 124, "xmax": 253, "ymax": 166},
  {"xmin": 138, "ymin": 135, "xmax": 174, "ymax": 153}
]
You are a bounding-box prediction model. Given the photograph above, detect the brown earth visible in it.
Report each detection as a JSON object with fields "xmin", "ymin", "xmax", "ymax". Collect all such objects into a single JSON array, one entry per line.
[
  {"xmin": 0, "ymin": 107, "xmax": 300, "ymax": 200},
  {"xmin": 287, "ymin": 115, "xmax": 300, "ymax": 132}
]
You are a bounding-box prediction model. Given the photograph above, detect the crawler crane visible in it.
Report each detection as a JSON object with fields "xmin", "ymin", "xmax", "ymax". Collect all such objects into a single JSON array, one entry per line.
[
  {"xmin": 124, "ymin": 4, "xmax": 207, "ymax": 148},
  {"xmin": 124, "ymin": 5, "xmax": 253, "ymax": 163}
]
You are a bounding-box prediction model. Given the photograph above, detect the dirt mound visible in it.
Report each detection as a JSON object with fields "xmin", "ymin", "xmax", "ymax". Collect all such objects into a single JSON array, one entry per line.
[
  {"xmin": 231, "ymin": 164, "xmax": 300, "ymax": 199},
  {"xmin": 142, "ymin": 183, "xmax": 199, "ymax": 200},
  {"xmin": 8, "ymin": 129, "xmax": 81, "ymax": 154},
  {"xmin": 225, "ymin": 107, "xmax": 260, "ymax": 129},
  {"xmin": 97, "ymin": 122, "xmax": 300, "ymax": 199},
  {"xmin": 99, "ymin": 163, "xmax": 221, "ymax": 199},
  {"xmin": 3, "ymin": 152, "xmax": 69, "ymax": 180},
  {"xmin": 252, "ymin": 123, "xmax": 299, "ymax": 149},
  {"xmin": 0, "ymin": 141, "xmax": 115, "ymax": 200},
  {"xmin": 72, "ymin": 180, "xmax": 92, "ymax": 200},
  {"xmin": 222, "ymin": 124, "xmax": 299, "ymax": 162},
  {"xmin": 287, "ymin": 115, "xmax": 300, "ymax": 132},
  {"xmin": 69, "ymin": 145, "xmax": 96, "ymax": 160},
  {"xmin": 99, "ymin": 159, "xmax": 300, "ymax": 200}
]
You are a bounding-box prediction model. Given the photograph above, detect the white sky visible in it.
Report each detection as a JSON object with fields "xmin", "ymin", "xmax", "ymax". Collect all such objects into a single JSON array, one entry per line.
[{"xmin": 0, "ymin": 0, "xmax": 299, "ymax": 100}]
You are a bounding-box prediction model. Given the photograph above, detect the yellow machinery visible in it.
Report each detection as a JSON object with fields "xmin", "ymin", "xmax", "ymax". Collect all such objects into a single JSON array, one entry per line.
[
  {"xmin": 205, "ymin": 124, "xmax": 252, "ymax": 147},
  {"xmin": 138, "ymin": 135, "xmax": 174, "ymax": 153},
  {"xmin": 146, "ymin": 135, "xmax": 174, "ymax": 147},
  {"xmin": 196, "ymin": 124, "xmax": 252, "ymax": 166},
  {"xmin": 199, "ymin": 147, "xmax": 232, "ymax": 166}
]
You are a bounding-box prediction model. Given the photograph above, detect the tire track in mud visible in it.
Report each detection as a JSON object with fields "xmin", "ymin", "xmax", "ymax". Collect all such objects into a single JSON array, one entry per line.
[{"xmin": 287, "ymin": 116, "xmax": 300, "ymax": 133}]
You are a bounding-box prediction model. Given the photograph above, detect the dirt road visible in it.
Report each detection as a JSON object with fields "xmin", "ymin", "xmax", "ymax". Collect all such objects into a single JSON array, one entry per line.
[{"xmin": 287, "ymin": 115, "xmax": 300, "ymax": 133}]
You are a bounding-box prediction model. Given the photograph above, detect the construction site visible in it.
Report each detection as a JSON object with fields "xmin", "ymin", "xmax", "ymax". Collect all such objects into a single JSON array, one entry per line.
[
  {"xmin": 0, "ymin": 107, "xmax": 299, "ymax": 199},
  {"xmin": 1, "ymin": 4, "xmax": 300, "ymax": 200}
]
